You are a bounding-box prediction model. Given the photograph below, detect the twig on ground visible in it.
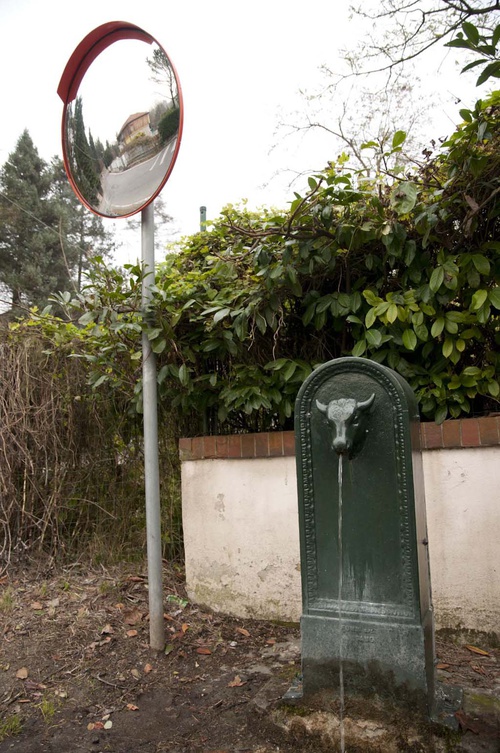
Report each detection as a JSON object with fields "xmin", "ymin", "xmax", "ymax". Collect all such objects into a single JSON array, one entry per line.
[{"xmin": 92, "ymin": 673, "xmax": 129, "ymax": 691}]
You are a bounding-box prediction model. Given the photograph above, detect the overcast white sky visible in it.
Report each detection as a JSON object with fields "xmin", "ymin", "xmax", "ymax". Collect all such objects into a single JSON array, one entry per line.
[{"xmin": 0, "ymin": 0, "xmax": 480, "ymax": 263}]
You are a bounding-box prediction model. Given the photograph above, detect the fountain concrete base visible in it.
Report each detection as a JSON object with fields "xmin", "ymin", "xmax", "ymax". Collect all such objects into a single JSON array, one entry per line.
[{"xmin": 276, "ymin": 683, "xmax": 498, "ymax": 753}]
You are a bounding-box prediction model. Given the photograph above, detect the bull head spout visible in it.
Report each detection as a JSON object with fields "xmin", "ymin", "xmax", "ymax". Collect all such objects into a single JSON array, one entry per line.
[{"xmin": 316, "ymin": 393, "xmax": 375, "ymax": 459}]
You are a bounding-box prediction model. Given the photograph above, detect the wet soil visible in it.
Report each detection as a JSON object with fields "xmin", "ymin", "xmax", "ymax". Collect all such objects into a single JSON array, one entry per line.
[{"xmin": 0, "ymin": 561, "xmax": 498, "ymax": 752}]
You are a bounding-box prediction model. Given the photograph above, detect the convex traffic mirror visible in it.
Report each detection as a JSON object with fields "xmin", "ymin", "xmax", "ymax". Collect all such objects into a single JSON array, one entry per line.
[{"xmin": 58, "ymin": 22, "xmax": 183, "ymax": 218}]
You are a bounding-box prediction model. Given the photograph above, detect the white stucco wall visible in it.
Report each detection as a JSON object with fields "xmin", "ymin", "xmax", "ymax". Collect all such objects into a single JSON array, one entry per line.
[
  {"xmin": 182, "ymin": 447, "xmax": 500, "ymax": 633},
  {"xmin": 423, "ymin": 447, "xmax": 500, "ymax": 634},
  {"xmin": 182, "ymin": 457, "xmax": 301, "ymax": 621}
]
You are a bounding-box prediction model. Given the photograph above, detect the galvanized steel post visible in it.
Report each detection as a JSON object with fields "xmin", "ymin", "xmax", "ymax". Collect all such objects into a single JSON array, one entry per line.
[{"xmin": 141, "ymin": 202, "xmax": 165, "ymax": 651}]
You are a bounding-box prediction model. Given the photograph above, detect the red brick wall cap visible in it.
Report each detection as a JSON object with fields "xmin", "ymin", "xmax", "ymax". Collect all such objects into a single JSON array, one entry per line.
[{"xmin": 180, "ymin": 418, "xmax": 500, "ymax": 460}]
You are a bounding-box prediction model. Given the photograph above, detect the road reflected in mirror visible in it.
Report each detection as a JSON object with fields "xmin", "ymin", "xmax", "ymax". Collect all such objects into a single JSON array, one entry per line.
[{"xmin": 63, "ymin": 39, "xmax": 181, "ymax": 217}]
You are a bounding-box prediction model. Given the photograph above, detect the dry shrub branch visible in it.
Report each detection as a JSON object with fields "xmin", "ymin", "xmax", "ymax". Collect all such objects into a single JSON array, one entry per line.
[{"xmin": 0, "ymin": 326, "xmax": 183, "ymax": 573}]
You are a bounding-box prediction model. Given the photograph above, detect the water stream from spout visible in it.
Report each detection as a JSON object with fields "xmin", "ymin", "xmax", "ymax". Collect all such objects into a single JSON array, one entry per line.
[{"xmin": 338, "ymin": 454, "xmax": 345, "ymax": 753}]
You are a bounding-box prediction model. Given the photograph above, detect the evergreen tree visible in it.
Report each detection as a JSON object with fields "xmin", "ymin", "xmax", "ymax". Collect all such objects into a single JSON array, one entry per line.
[
  {"xmin": 0, "ymin": 130, "xmax": 76, "ymax": 310},
  {"xmin": 66, "ymin": 97, "xmax": 102, "ymax": 207},
  {"xmin": 0, "ymin": 131, "xmax": 115, "ymax": 312},
  {"xmin": 49, "ymin": 157, "xmax": 115, "ymax": 291}
]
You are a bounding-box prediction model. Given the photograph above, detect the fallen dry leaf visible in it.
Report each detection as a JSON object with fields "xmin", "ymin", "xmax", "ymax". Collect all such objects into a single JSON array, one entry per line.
[
  {"xmin": 144, "ymin": 663, "xmax": 153, "ymax": 674},
  {"xmin": 196, "ymin": 647, "xmax": 212, "ymax": 655},
  {"xmin": 16, "ymin": 667, "xmax": 28, "ymax": 680},
  {"xmin": 101, "ymin": 624, "xmax": 114, "ymax": 635},
  {"xmin": 124, "ymin": 609, "xmax": 143, "ymax": 625},
  {"xmin": 31, "ymin": 602, "xmax": 43, "ymax": 610},
  {"xmin": 465, "ymin": 644, "xmax": 490, "ymax": 657},
  {"xmin": 455, "ymin": 709, "xmax": 481, "ymax": 734},
  {"xmin": 236, "ymin": 627, "xmax": 250, "ymax": 638},
  {"xmin": 471, "ymin": 663, "xmax": 487, "ymax": 675},
  {"xmin": 93, "ymin": 721, "xmax": 104, "ymax": 730},
  {"xmin": 126, "ymin": 703, "xmax": 139, "ymax": 711},
  {"xmin": 130, "ymin": 668, "xmax": 141, "ymax": 679},
  {"xmin": 181, "ymin": 623, "xmax": 189, "ymax": 634},
  {"xmin": 126, "ymin": 575, "xmax": 144, "ymax": 582},
  {"xmin": 266, "ymin": 638, "xmax": 276, "ymax": 645},
  {"xmin": 25, "ymin": 680, "xmax": 47, "ymax": 691},
  {"xmin": 436, "ymin": 662, "xmax": 450, "ymax": 670},
  {"xmin": 88, "ymin": 636, "xmax": 112, "ymax": 650},
  {"xmin": 227, "ymin": 675, "xmax": 246, "ymax": 688},
  {"xmin": 87, "ymin": 722, "xmax": 95, "ymax": 731},
  {"xmin": 126, "ymin": 629, "xmax": 138, "ymax": 638}
]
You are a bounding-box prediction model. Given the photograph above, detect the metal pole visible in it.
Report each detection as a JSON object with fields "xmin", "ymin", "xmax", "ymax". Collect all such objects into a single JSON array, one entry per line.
[
  {"xmin": 199, "ymin": 206, "xmax": 209, "ymax": 435},
  {"xmin": 141, "ymin": 201, "xmax": 165, "ymax": 651}
]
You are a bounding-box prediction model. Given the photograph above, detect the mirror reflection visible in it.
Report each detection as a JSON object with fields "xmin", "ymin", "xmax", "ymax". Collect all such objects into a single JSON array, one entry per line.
[{"xmin": 63, "ymin": 39, "xmax": 181, "ymax": 217}]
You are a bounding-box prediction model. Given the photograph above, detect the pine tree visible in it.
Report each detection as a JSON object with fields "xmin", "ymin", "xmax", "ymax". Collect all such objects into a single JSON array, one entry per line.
[
  {"xmin": 0, "ymin": 130, "xmax": 65, "ymax": 309},
  {"xmin": 0, "ymin": 131, "xmax": 114, "ymax": 312}
]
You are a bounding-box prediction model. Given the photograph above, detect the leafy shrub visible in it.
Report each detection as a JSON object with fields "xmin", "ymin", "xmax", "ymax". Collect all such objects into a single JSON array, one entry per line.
[{"xmin": 48, "ymin": 91, "xmax": 499, "ymax": 431}]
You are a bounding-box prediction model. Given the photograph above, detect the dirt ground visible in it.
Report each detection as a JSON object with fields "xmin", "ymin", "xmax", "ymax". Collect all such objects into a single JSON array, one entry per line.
[{"xmin": 0, "ymin": 560, "xmax": 499, "ymax": 753}]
